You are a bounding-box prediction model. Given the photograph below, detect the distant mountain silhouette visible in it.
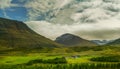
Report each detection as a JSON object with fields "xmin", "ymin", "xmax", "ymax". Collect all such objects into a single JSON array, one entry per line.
[
  {"xmin": 107, "ymin": 38, "xmax": 120, "ymax": 46},
  {"xmin": 91, "ymin": 40, "xmax": 114, "ymax": 45},
  {"xmin": 55, "ymin": 33, "xmax": 96, "ymax": 46}
]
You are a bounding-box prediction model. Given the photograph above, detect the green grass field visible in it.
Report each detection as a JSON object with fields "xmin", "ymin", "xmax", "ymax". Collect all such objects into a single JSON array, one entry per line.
[{"xmin": 0, "ymin": 46, "xmax": 120, "ymax": 69}]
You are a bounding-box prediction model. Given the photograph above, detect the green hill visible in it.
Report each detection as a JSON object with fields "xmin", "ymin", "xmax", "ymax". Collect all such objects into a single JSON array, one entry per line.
[{"xmin": 0, "ymin": 18, "xmax": 61, "ymax": 49}]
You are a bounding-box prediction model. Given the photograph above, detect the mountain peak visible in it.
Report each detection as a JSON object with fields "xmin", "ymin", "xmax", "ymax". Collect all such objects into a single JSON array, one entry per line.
[
  {"xmin": 55, "ymin": 33, "xmax": 96, "ymax": 46},
  {"xmin": 57, "ymin": 33, "xmax": 81, "ymax": 40}
]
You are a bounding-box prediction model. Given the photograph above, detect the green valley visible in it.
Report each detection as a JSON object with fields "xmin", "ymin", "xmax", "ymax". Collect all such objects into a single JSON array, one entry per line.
[{"xmin": 0, "ymin": 18, "xmax": 120, "ymax": 69}]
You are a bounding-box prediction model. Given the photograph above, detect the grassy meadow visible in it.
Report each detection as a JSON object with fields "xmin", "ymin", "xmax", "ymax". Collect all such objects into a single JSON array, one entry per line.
[{"xmin": 0, "ymin": 46, "xmax": 120, "ymax": 69}]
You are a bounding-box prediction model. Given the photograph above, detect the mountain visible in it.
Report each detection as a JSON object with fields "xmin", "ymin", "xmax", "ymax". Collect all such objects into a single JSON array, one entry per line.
[
  {"xmin": 55, "ymin": 33, "xmax": 96, "ymax": 46},
  {"xmin": 0, "ymin": 18, "xmax": 60, "ymax": 49},
  {"xmin": 107, "ymin": 38, "xmax": 120, "ymax": 46},
  {"xmin": 91, "ymin": 40, "xmax": 114, "ymax": 45}
]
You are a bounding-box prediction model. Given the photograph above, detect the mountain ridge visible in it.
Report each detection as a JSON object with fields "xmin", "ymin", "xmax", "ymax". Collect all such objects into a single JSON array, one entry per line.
[
  {"xmin": 55, "ymin": 33, "xmax": 97, "ymax": 46},
  {"xmin": 0, "ymin": 17, "xmax": 61, "ymax": 49}
]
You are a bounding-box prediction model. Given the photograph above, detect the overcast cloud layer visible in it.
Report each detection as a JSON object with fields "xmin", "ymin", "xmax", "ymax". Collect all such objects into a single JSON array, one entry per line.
[
  {"xmin": 26, "ymin": 18, "xmax": 120, "ymax": 40},
  {"xmin": 25, "ymin": 0, "xmax": 120, "ymax": 40},
  {"xmin": 0, "ymin": 0, "xmax": 120, "ymax": 40}
]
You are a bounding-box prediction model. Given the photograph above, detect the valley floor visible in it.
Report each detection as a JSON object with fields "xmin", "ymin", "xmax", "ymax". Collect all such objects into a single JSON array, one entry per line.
[{"xmin": 0, "ymin": 46, "xmax": 120, "ymax": 69}]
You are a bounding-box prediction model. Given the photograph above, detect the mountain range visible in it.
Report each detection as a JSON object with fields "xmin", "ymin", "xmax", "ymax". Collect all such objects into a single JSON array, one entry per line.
[{"xmin": 0, "ymin": 17, "xmax": 120, "ymax": 52}]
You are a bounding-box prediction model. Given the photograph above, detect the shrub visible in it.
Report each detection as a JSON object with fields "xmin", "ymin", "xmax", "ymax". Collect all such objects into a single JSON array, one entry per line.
[
  {"xmin": 90, "ymin": 56, "xmax": 120, "ymax": 62},
  {"xmin": 25, "ymin": 57, "xmax": 67, "ymax": 65}
]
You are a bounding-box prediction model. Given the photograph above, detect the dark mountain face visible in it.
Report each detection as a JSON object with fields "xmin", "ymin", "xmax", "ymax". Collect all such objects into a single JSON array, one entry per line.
[
  {"xmin": 0, "ymin": 18, "xmax": 60, "ymax": 49},
  {"xmin": 55, "ymin": 33, "xmax": 96, "ymax": 46}
]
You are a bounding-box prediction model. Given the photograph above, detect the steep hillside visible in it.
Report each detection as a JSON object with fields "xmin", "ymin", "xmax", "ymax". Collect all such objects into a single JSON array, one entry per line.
[
  {"xmin": 55, "ymin": 33, "xmax": 97, "ymax": 46},
  {"xmin": 0, "ymin": 18, "xmax": 60, "ymax": 49}
]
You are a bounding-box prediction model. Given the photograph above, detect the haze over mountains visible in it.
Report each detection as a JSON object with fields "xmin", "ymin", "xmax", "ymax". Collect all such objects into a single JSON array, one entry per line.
[
  {"xmin": 91, "ymin": 40, "xmax": 114, "ymax": 45},
  {"xmin": 107, "ymin": 38, "xmax": 120, "ymax": 46}
]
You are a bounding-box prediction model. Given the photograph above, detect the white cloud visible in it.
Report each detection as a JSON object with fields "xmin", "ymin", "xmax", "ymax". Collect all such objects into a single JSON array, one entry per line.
[
  {"xmin": 0, "ymin": 0, "xmax": 18, "ymax": 9},
  {"xmin": 56, "ymin": 0, "xmax": 72, "ymax": 8},
  {"xmin": 25, "ymin": 0, "xmax": 72, "ymax": 20},
  {"xmin": 24, "ymin": 0, "xmax": 120, "ymax": 40},
  {"xmin": 71, "ymin": 8, "xmax": 110, "ymax": 23},
  {"xmin": 26, "ymin": 18, "xmax": 120, "ymax": 40},
  {"xmin": 24, "ymin": 0, "xmax": 120, "ymax": 24},
  {"xmin": 26, "ymin": 21, "xmax": 72, "ymax": 40}
]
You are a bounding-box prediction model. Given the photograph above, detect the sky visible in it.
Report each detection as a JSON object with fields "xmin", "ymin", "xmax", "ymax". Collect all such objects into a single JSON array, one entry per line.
[{"xmin": 0, "ymin": 0, "xmax": 120, "ymax": 40}]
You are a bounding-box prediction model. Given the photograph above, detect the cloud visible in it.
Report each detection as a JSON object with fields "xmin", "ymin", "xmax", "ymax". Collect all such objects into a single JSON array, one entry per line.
[
  {"xmin": 24, "ymin": 0, "xmax": 72, "ymax": 21},
  {"xmin": 12, "ymin": 0, "xmax": 119, "ymax": 40},
  {"xmin": 26, "ymin": 21, "xmax": 71, "ymax": 40},
  {"xmin": 26, "ymin": 18, "xmax": 120, "ymax": 40},
  {"xmin": 0, "ymin": 0, "xmax": 19, "ymax": 18},
  {"xmin": 75, "ymin": 29, "xmax": 120, "ymax": 40},
  {"xmin": 71, "ymin": 8, "xmax": 110, "ymax": 23},
  {"xmin": 24, "ymin": 0, "xmax": 120, "ymax": 40},
  {"xmin": 70, "ymin": 0, "xmax": 120, "ymax": 23},
  {"xmin": 24, "ymin": 0, "xmax": 120, "ymax": 25},
  {"xmin": 0, "ymin": 0, "xmax": 18, "ymax": 9}
]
